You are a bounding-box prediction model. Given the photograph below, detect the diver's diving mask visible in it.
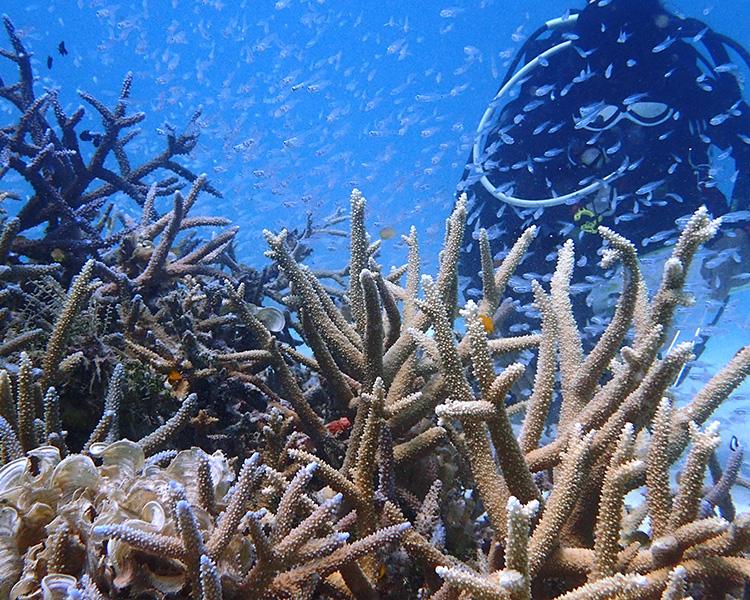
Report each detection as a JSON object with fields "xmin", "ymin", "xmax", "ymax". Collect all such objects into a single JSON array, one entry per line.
[{"xmin": 578, "ymin": 101, "xmax": 674, "ymax": 131}]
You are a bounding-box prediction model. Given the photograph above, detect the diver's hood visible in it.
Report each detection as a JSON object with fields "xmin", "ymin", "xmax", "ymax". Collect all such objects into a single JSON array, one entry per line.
[
  {"xmin": 467, "ymin": 0, "xmax": 746, "ymax": 210},
  {"xmin": 577, "ymin": 0, "xmax": 672, "ymax": 52}
]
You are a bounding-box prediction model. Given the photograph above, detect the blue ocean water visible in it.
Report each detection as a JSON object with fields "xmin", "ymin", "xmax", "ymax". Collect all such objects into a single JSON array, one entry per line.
[
  {"xmin": 6, "ymin": 0, "xmax": 746, "ymax": 270},
  {"xmin": 2, "ymin": 0, "xmax": 750, "ymax": 468}
]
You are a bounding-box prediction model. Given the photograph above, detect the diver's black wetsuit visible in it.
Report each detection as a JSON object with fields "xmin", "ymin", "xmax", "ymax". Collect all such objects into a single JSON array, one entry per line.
[{"xmin": 458, "ymin": 0, "xmax": 750, "ymax": 306}]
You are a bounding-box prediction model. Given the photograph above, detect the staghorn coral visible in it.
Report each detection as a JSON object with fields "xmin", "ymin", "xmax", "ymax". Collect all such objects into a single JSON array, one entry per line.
[
  {"xmin": 1, "ymin": 15, "xmax": 381, "ymax": 465},
  {"xmin": 252, "ymin": 192, "xmax": 750, "ymax": 600},
  {"xmin": 0, "ymin": 15, "xmax": 222, "ymax": 266},
  {"xmin": 156, "ymin": 188, "xmax": 743, "ymax": 600},
  {"xmin": 0, "ymin": 184, "xmax": 749, "ymax": 599}
]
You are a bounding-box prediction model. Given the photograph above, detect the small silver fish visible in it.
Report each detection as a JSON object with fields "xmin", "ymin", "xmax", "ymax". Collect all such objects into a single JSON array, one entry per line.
[
  {"xmin": 623, "ymin": 92, "xmax": 649, "ymax": 105},
  {"xmin": 574, "ymin": 101, "xmax": 607, "ymax": 129},
  {"xmin": 573, "ymin": 65, "xmax": 596, "ymax": 83},
  {"xmin": 523, "ymin": 99, "xmax": 545, "ymax": 112},
  {"xmin": 535, "ymin": 84, "xmax": 555, "ymax": 97},
  {"xmin": 652, "ymin": 36, "xmax": 676, "ymax": 53},
  {"xmin": 717, "ymin": 148, "xmax": 732, "ymax": 161},
  {"xmin": 721, "ymin": 210, "xmax": 750, "ymax": 223},
  {"xmin": 664, "ymin": 192, "xmax": 684, "ymax": 203},
  {"xmin": 714, "ymin": 62, "xmax": 739, "ymax": 73},
  {"xmin": 439, "ymin": 7, "xmax": 465, "ymax": 18},
  {"xmin": 615, "ymin": 212, "xmax": 645, "ymax": 223},
  {"xmin": 574, "ymin": 46, "xmax": 597, "ymax": 59},
  {"xmin": 693, "ymin": 27, "xmax": 709, "ymax": 42},
  {"xmin": 511, "ymin": 156, "xmax": 533, "ymax": 171},
  {"xmin": 710, "ymin": 113, "xmax": 730, "ymax": 126},
  {"xmin": 605, "ymin": 140, "xmax": 622, "ymax": 155},
  {"xmin": 635, "ymin": 179, "xmax": 665, "ymax": 196}
]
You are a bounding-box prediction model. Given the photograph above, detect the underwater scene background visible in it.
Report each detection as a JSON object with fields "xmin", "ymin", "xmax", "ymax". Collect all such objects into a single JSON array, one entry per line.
[
  {"xmin": 2, "ymin": 0, "xmax": 750, "ymax": 598},
  {"xmin": 4, "ymin": 0, "xmax": 748, "ymax": 451}
]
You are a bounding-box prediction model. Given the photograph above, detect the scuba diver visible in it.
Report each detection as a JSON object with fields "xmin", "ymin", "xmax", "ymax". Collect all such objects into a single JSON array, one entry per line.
[{"xmin": 458, "ymin": 0, "xmax": 750, "ymax": 313}]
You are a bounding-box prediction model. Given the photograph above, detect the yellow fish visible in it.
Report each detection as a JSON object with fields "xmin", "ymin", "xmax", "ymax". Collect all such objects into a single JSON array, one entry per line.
[{"xmin": 479, "ymin": 314, "xmax": 494, "ymax": 334}]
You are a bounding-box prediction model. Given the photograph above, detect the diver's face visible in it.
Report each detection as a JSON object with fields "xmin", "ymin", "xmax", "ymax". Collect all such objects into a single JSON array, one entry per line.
[
  {"xmin": 578, "ymin": 145, "xmax": 606, "ymax": 169},
  {"xmin": 563, "ymin": 111, "xmax": 680, "ymax": 199}
]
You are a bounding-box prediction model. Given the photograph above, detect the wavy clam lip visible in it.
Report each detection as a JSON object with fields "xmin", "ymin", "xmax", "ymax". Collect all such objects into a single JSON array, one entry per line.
[
  {"xmin": 254, "ymin": 306, "xmax": 286, "ymax": 332},
  {"xmin": 95, "ymin": 439, "xmax": 145, "ymax": 478},
  {"xmin": 0, "ymin": 447, "xmax": 64, "ymax": 491},
  {"xmin": 41, "ymin": 574, "xmax": 78, "ymax": 600},
  {"xmin": 0, "ymin": 505, "xmax": 20, "ymax": 593},
  {"xmin": 51, "ymin": 454, "xmax": 101, "ymax": 497},
  {"xmin": 140, "ymin": 501, "xmax": 167, "ymax": 530},
  {"xmin": 0, "ymin": 457, "xmax": 28, "ymax": 494}
]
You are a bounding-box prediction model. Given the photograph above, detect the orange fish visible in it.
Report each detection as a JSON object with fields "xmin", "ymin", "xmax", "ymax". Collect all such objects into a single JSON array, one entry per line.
[
  {"xmin": 325, "ymin": 417, "xmax": 352, "ymax": 436},
  {"xmin": 166, "ymin": 369, "xmax": 183, "ymax": 384},
  {"xmin": 479, "ymin": 314, "xmax": 495, "ymax": 334}
]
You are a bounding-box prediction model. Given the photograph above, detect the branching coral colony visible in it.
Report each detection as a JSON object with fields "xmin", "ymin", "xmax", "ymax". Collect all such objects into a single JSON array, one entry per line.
[{"xmin": 2, "ymin": 15, "xmax": 750, "ymax": 600}]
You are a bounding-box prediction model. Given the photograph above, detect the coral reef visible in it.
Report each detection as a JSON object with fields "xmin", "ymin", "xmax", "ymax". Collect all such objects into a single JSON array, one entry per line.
[
  {"xmin": 1, "ymin": 13, "xmax": 750, "ymax": 600},
  {"xmin": 0, "ymin": 14, "xmax": 220, "ymax": 270}
]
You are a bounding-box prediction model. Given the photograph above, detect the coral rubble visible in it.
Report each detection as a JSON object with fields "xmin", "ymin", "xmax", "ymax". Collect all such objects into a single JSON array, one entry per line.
[{"xmin": 1, "ymin": 14, "xmax": 750, "ymax": 600}]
